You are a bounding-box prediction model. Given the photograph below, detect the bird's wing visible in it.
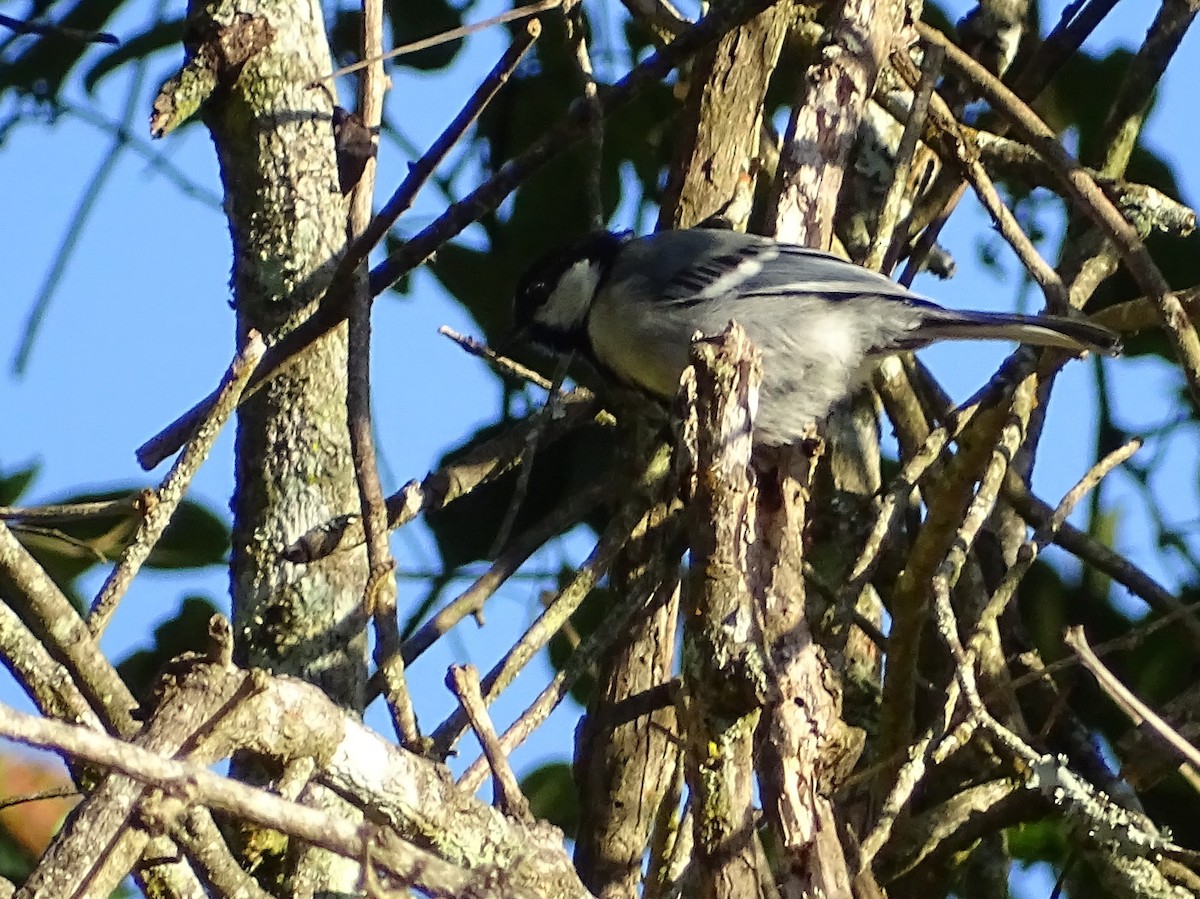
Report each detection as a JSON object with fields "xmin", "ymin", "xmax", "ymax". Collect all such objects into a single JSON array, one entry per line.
[{"xmin": 635, "ymin": 232, "xmax": 924, "ymax": 307}]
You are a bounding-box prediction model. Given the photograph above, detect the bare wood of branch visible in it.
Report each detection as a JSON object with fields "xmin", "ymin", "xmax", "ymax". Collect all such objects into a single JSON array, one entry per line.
[
  {"xmin": 932, "ymin": 599, "xmax": 1175, "ymax": 885},
  {"xmin": 973, "ymin": 438, "xmax": 1142, "ymax": 644},
  {"xmin": 1005, "ymin": 601, "xmax": 1200, "ymax": 694},
  {"xmin": 899, "ymin": 0, "xmax": 1122, "ymax": 287},
  {"xmin": 429, "ymin": 442, "xmax": 674, "ymax": 759},
  {"xmin": 1007, "ymin": 0, "xmax": 1121, "ymax": 101},
  {"xmin": 136, "ymin": 25, "xmax": 540, "ymax": 473},
  {"xmin": 891, "ymin": 51, "xmax": 1071, "ymax": 312},
  {"xmin": 136, "ymin": 0, "xmax": 775, "ymax": 469},
  {"xmin": 285, "ymin": 387, "xmax": 602, "ymax": 564},
  {"xmin": 0, "ymin": 495, "xmax": 140, "ymax": 521},
  {"xmin": 339, "ymin": 23, "xmax": 541, "ymax": 300},
  {"xmin": 1096, "ymin": 0, "xmax": 1198, "ymax": 180},
  {"xmin": 0, "ymin": 521, "xmax": 139, "ymax": 733},
  {"xmin": 0, "ymin": 600, "xmax": 100, "ymax": 729},
  {"xmin": 0, "ymin": 12, "xmax": 118, "ymax": 43},
  {"xmin": 880, "ymin": 378, "xmax": 1035, "ymax": 772},
  {"xmin": 966, "ymin": 130, "xmax": 1198, "ymax": 237},
  {"xmin": 488, "ymin": 354, "xmax": 573, "ymax": 559},
  {"xmin": 86, "ymin": 334, "xmax": 264, "ymax": 636},
  {"xmin": 769, "ymin": 0, "xmax": 907, "ymax": 248},
  {"xmin": 458, "ymin": 507, "xmax": 683, "ymax": 794},
  {"xmin": 1001, "ymin": 476, "xmax": 1200, "ymax": 651},
  {"xmin": 919, "ymin": 21, "xmax": 1200, "ymax": 411},
  {"xmin": 1067, "ymin": 625, "xmax": 1200, "ymax": 779},
  {"xmin": 170, "ymin": 808, "xmax": 276, "ymax": 899},
  {"xmin": 868, "ymin": 46, "xmax": 942, "ymax": 274},
  {"xmin": 0, "ymin": 702, "xmax": 531, "ymax": 899},
  {"xmin": 399, "ymin": 480, "xmax": 607, "ymax": 665},
  {"xmin": 677, "ymin": 324, "xmax": 771, "ymax": 898},
  {"xmin": 314, "ymin": 0, "xmax": 559, "ymax": 82},
  {"xmin": 857, "ymin": 679, "xmax": 962, "ymax": 872},
  {"xmin": 447, "ymin": 664, "xmax": 534, "ymax": 823},
  {"xmin": 563, "ymin": 0, "xmax": 605, "ymax": 230},
  {"xmin": 340, "ymin": 0, "xmax": 423, "ymax": 753},
  {"xmin": 440, "ymin": 326, "xmax": 566, "ymax": 394}
]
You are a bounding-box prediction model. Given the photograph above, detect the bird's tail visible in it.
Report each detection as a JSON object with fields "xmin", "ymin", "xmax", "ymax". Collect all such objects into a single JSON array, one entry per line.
[{"xmin": 907, "ymin": 308, "xmax": 1122, "ymax": 357}]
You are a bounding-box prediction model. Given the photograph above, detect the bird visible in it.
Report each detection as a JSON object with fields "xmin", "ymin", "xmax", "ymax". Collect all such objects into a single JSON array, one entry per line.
[{"xmin": 513, "ymin": 228, "xmax": 1121, "ymax": 446}]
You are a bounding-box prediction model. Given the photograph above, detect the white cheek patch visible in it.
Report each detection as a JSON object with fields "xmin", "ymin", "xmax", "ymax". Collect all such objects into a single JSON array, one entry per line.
[{"xmin": 535, "ymin": 259, "xmax": 602, "ymax": 331}]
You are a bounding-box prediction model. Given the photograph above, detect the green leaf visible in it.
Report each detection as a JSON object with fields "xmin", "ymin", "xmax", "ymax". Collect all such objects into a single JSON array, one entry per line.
[
  {"xmin": 383, "ymin": 0, "xmax": 464, "ymax": 71},
  {"xmin": 520, "ymin": 760, "xmax": 579, "ymax": 833},
  {"xmin": 0, "ymin": 463, "xmax": 39, "ymax": 506},
  {"xmin": 14, "ymin": 488, "xmax": 228, "ymax": 594}
]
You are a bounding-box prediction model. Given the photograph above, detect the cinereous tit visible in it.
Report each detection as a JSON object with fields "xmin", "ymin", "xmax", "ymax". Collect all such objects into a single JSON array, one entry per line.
[{"xmin": 514, "ymin": 228, "xmax": 1121, "ymax": 446}]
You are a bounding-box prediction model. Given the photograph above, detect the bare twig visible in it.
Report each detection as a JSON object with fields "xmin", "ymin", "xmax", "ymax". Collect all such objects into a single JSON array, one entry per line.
[
  {"xmin": 563, "ymin": 0, "xmax": 605, "ymax": 230},
  {"xmin": 458, "ymin": 559, "xmax": 683, "ymax": 795},
  {"xmin": 0, "ymin": 496, "xmax": 140, "ymax": 522},
  {"xmin": 400, "ymin": 480, "xmax": 607, "ymax": 665},
  {"xmin": 920, "ymin": 21, "xmax": 1200, "ymax": 411},
  {"xmin": 136, "ymin": 0, "xmax": 776, "ymax": 469},
  {"xmin": 285, "ymin": 389, "xmax": 602, "ymax": 563},
  {"xmin": 439, "ymin": 326, "xmax": 571, "ymax": 394},
  {"xmin": 87, "ymin": 334, "xmax": 263, "ymax": 636},
  {"xmin": 0, "ymin": 13, "xmax": 117, "ymax": 44},
  {"xmin": 1002, "ymin": 477, "xmax": 1200, "ymax": 649},
  {"xmin": 868, "ymin": 46, "xmax": 942, "ymax": 273},
  {"xmin": 1068, "ymin": 626, "xmax": 1200, "ymax": 774},
  {"xmin": 891, "ymin": 51, "xmax": 1071, "ymax": 312},
  {"xmin": 447, "ymin": 665, "xmax": 534, "ymax": 822},
  {"xmin": 433, "ymin": 443, "xmax": 675, "ymax": 758},
  {"xmin": 0, "ymin": 701, "xmax": 538, "ymax": 899},
  {"xmin": 313, "ymin": 0, "xmax": 558, "ymax": 83},
  {"xmin": 974, "ymin": 438, "xmax": 1142, "ymax": 644},
  {"xmin": 341, "ymin": 0, "xmax": 422, "ymax": 752},
  {"xmin": 0, "ymin": 521, "xmax": 139, "ymax": 732}
]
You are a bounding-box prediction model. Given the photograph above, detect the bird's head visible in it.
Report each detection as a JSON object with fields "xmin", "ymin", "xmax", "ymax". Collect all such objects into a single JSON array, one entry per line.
[{"xmin": 513, "ymin": 230, "xmax": 628, "ymax": 351}]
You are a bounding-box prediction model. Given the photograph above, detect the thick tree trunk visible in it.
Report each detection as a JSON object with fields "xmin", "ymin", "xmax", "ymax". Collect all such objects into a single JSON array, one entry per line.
[{"xmin": 187, "ymin": 0, "xmax": 367, "ymax": 892}]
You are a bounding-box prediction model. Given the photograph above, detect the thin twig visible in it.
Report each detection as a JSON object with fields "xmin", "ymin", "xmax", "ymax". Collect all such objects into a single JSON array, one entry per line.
[
  {"xmin": 0, "ymin": 787, "xmax": 79, "ymax": 811},
  {"xmin": 429, "ymin": 494, "xmax": 648, "ymax": 758},
  {"xmin": 1004, "ymin": 600, "xmax": 1200, "ymax": 695},
  {"xmin": 312, "ymin": 0, "xmax": 559, "ymax": 83},
  {"xmin": 135, "ymin": 0, "xmax": 775, "ymax": 469},
  {"xmin": 433, "ymin": 443, "xmax": 675, "ymax": 759},
  {"xmin": 891, "ymin": 50, "xmax": 1070, "ymax": 312},
  {"xmin": 563, "ymin": 0, "xmax": 605, "ymax": 230},
  {"xmin": 1066, "ymin": 626, "xmax": 1200, "ymax": 797},
  {"xmin": 339, "ymin": 23, "xmax": 542, "ymax": 305},
  {"xmin": 0, "ymin": 496, "xmax": 140, "ymax": 522},
  {"xmin": 86, "ymin": 334, "xmax": 264, "ymax": 637},
  {"xmin": 920, "ymin": 21, "xmax": 1200, "ymax": 412},
  {"xmin": 488, "ymin": 355, "xmax": 572, "ymax": 559},
  {"xmin": 343, "ymin": 0, "xmax": 422, "ymax": 752},
  {"xmin": 868, "ymin": 46, "xmax": 942, "ymax": 274},
  {"xmin": 0, "ymin": 12, "xmax": 117, "ymax": 43},
  {"xmin": 439, "ymin": 326, "xmax": 570, "ymax": 394},
  {"xmin": 973, "ymin": 438, "xmax": 1142, "ymax": 645},
  {"xmin": 400, "ymin": 480, "xmax": 607, "ymax": 665},
  {"xmin": 1002, "ymin": 476, "xmax": 1200, "ymax": 649},
  {"xmin": 447, "ymin": 665, "xmax": 534, "ymax": 822},
  {"xmin": 458, "ymin": 568, "xmax": 683, "ymax": 794}
]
